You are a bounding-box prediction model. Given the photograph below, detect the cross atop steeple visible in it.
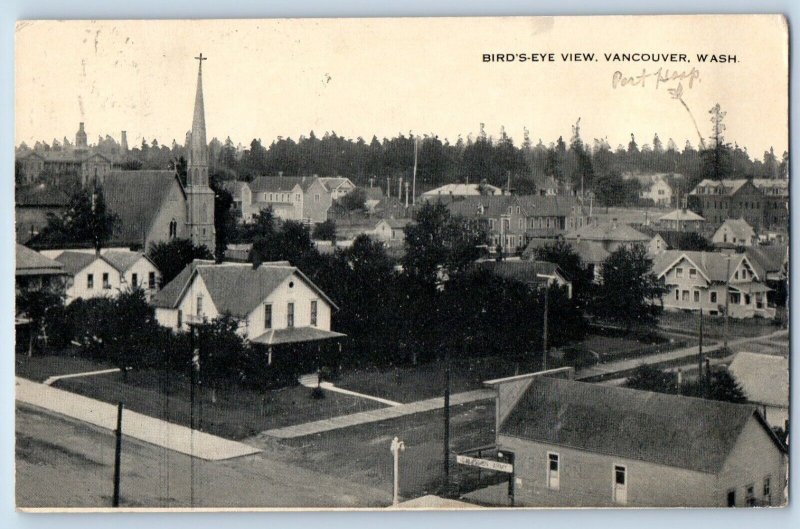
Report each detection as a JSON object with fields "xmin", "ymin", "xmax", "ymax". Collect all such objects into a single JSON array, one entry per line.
[{"xmin": 195, "ymin": 53, "xmax": 207, "ymax": 74}]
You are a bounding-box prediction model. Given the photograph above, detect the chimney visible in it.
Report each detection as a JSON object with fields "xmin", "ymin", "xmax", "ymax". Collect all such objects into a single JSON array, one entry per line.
[
  {"xmin": 278, "ymin": 171, "xmax": 283, "ymax": 177},
  {"xmin": 404, "ymin": 181, "xmax": 409, "ymax": 208},
  {"xmin": 611, "ymin": 217, "xmax": 618, "ymax": 230},
  {"xmin": 398, "ymin": 177, "xmax": 403, "ymax": 200},
  {"xmin": 387, "ymin": 177, "xmax": 391, "ymax": 198},
  {"xmin": 120, "ymin": 131, "xmax": 128, "ymax": 152}
]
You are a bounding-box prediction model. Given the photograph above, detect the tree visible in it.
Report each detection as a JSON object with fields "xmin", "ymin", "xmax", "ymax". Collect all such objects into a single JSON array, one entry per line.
[
  {"xmin": 16, "ymin": 285, "xmax": 64, "ymax": 355},
  {"xmin": 312, "ymin": 220, "xmax": 337, "ymax": 242},
  {"xmin": 530, "ymin": 239, "xmax": 593, "ymax": 307},
  {"xmin": 594, "ymin": 244, "xmax": 667, "ymax": 328},
  {"xmin": 35, "ymin": 186, "xmax": 119, "ymax": 250},
  {"xmin": 625, "ymin": 364, "xmax": 747, "ymax": 404},
  {"xmin": 402, "ymin": 202, "xmax": 487, "ymax": 287},
  {"xmin": 339, "ymin": 188, "xmax": 367, "ymax": 212},
  {"xmin": 148, "ymin": 239, "xmax": 213, "ymax": 285},
  {"xmin": 209, "ymin": 174, "xmax": 235, "ymax": 262},
  {"xmin": 195, "ymin": 314, "xmax": 250, "ymax": 402},
  {"xmin": 700, "ymin": 104, "xmax": 732, "ymax": 180},
  {"xmin": 624, "ymin": 364, "xmax": 676, "ymax": 393},
  {"xmin": 675, "ymin": 232, "xmax": 714, "ymax": 252}
]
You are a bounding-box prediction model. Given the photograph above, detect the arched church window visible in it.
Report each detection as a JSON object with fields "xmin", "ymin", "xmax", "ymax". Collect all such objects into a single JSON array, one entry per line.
[
  {"xmin": 200, "ymin": 203, "xmax": 208, "ymax": 222},
  {"xmin": 193, "ymin": 168, "xmax": 199, "ymax": 182},
  {"xmin": 169, "ymin": 219, "xmax": 177, "ymax": 238}
]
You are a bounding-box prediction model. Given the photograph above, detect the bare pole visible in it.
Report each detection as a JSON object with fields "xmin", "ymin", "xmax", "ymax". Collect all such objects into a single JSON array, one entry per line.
[
  {"xmin": 543, "ymin": 284, "xmax": 549, "ymax": 371},
  {"xmin": 443, "ymin": 355, "xmax": 451, "ymax": 484},
  {"xmin": 698, "ymin": 308, "xmax": 704, "ymax": 383},
  {"xmin": 724, "ymin": 256, "xmax": 731, "ymax": 351},
  {"xmin": 412, "ymin": 136, "xmax": 418, "ymax": 206},
  {"xmin": 112, "ymin": 401, "xmax": 123, "ymax": 507}
]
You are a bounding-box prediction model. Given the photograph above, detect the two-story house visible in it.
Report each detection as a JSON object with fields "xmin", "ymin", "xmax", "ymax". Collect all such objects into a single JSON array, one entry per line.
[
  {"xmin": 50, "ymin": 249, "xmax": 161, "ymax": 303},
  {"xmin": 151, "ymin": 260, "xmax": 343, "ymax": 364},
  {"xmin": 653, "ymin": 250, "xmax": 774, "ymax": 318},
  {"xmin": 482, "ymin": 372, "xmax": 787, "ymax": 507}
]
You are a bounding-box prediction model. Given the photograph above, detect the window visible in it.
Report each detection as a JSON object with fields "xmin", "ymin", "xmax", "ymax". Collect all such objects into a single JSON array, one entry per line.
[
  {"xmin": 311, "ymin": 300, "xmax": 318, "ymax": 327},
  {"xmin": 675, "ymin": 289, "xmax": 680, "ymax": 301},
  {"xmin": 296, "ymin": 193, "xmax": 300, "ymax": 202},
  {"xmin": 315, "ymin": 193, "xmax": 320, "ymax": 203},
  {"xmin": 177, "ymin": 309, "xmax": 183, "ymax": 329},
  {"xmin": 693, "ymin": 290, "xmax": 700, "ymax": 303},
  {"xmin": 613, "ymin": 465, "xmax": 627, "ymax": 505},
  {"xmin": 87, "ymin": 273, "xmax": 94, "ymax": 289},
  {"xmin": 547, "ymin": 452, "xmax": 560, "ymax": 490},
  {"xmin": 518, "ymin": 218, "xmax": 524, "ymax": 230},
  {"xmin": 734, "ymin": 270, "xmax": 739, "ymax": 280},
  {"xmin": 689, "ymin": 268, "xmax": 697, "ymax": 278},
  {"xmin": 682, "ymin": 290, "xmax": 689, "ymax": 301},
  {"xmin": 710, "ymin": 291, "xmax": 717, "ymax": 303},
  {"xmin": 264, "ymin": 303, "xmax": 272, "ymax": 329},
  {"xmin": 676, "ymin": 267, "xmax": 684, "ymax": 278},
  {"xmin": 131, "ymin": 273, "xmax": 138, "ymax": 287},
  {"xmin": 149, "ymin": 272, "xmax": 156, "ymax": 290},
  {"xmin": 287, "ymin": 302, "xmax": 295, "ymax": 327},
  {"xmin": 102, "ymin": 273, "xmax": 110, "ymax": 289},
  {"xmin": 516, "ymin": 206, "xmax": 521, "ymax": 214}
]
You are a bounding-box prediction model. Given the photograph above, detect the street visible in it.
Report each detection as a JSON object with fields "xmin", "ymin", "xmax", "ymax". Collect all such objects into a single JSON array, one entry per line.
[{"xmin": 16, "ymin": 403, "xmax": 391, "ymax": 509}]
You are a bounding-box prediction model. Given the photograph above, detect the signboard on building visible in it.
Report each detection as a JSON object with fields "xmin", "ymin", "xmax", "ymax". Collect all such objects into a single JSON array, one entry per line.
[{"xmin": 456, "ymin": 454, "xmax": 513, "ymax": 473}]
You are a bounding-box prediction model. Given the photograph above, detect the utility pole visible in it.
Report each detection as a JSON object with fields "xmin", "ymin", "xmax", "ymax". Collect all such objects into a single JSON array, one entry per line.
[
  {"xmin": 698, "ymin": 308, "xmax": 704, "ymax": 383},
  {"xmin": 443, "ymin": 360, "xmax": 451, "ymax": 484},
  {"xmin": 390, "ymin": 437, "xmax": 405, "ymax": 506},
  {"xmin": 537, "ymin": 274, "xmax": 553, "ymax": 371},
  {"xmin": 112, "ymin": 401, "xmax": 123, "ymax": 507},
  {"xmin": 412, "ymin": 136, "xmax": 418, "ymax": 206},
  {"xmin": 724, "ymin": 255, "xmax": 731, "ymax": 351}
]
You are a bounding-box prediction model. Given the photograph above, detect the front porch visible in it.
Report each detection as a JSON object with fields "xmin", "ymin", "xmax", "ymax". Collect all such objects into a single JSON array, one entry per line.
[
  {"xmin": 251, "ymin": 327, "xmax": 347, "ymax": 383},
  {"xmin": 728, "ymin": 282, "xmax": 776, "ymax": 319}
]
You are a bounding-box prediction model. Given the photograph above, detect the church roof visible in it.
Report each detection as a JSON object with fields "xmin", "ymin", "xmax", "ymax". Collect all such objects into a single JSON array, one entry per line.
[
  {"xmin": 250, "ymin": 176, "xmax": 315, "ymax": 193},
  {"xmin": 103, "ymin": 170, "xmax": 184, "ymax": 247}
]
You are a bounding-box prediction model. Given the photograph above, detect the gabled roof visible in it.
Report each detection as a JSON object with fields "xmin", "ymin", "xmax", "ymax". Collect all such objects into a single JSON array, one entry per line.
[
  {"xmin": 714, "ymin": 219, "xmax": 756, "ymax": 242},
  {"xmin": 102, "ymin": 250, "xmax": 153, "ymax": 273},
  {"xmin": 251, "ymin": 326, "xmax": 346, "ymax": 345},
  {"xmin": 318, "ymin": 177, "xmax": 355, "ymax": 192},
  {"xmin": 499, "ymin": 377, "xmax": 783, "ymax": 474},
  {"xmin": 690, "ymin": 179, "xmax": 750, "ymax": 196},
  {"xmin": 15, "ymin": 244, "xmax": 65, "ymax": 276},
  {"xmin": 377, "ymin": 218, "xmax": 412, "ymax": 230},
  {"xmin": 422, "ymin": 183, "xmax": 502, "ymax": 197},
  {"xmin": 19, "ymin": 150, "xmax": 112, "ymax": 163},
  {"xmin": 751, "ymin": 179, "xmax": 788, "ymax": 197},
  {"xmin": 478, "ymin": 260, "xmax": 566, "ymax": 284},
  {"xmin": 103, "ymin": 170, "xmax": 184, "ymax": 246},
  {"xmin": 55, "ymin": 251, "xmax": 100, "ymax": 276},
  {"xmin": 728, "ymin": 352, "xmax": 788, "ymax": 408},
  {"xmin": 573, "ymin": 240, "xmax": 610, "ymax": 264},
  {"xmin": 15, "ymin": 184, "xmax": 70, "ymax": 207},
  {"xmin": 151, "ymin": 261, "xmax": 338, "ymax": 317},
  {"xmin": 653, "ymin": 250, "xmax": 763, "ymax": 283},
  {"xmin": 658, "ymin": 209, "xmax": 705, "ymax": 222},
  {"xmin": 745, "ymin": 245, "xmax": 788, "ymax": 274},
  {"xmin": 566, "ymin": 222, "xmax": 650, "ymax": 243},
  {"xmin": 249, "ymin": 176, "xmax": 314, "ymax": 194}
]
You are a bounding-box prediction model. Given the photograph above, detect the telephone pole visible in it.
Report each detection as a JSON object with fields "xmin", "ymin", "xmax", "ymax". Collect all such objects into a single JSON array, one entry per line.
[
  {"xmin": 112, "ymin": 401, "xmax": 123, "ymax": 507},
  {"xmin": 724, "ymin": 255, "xmax": 731, "ymax": 350}
]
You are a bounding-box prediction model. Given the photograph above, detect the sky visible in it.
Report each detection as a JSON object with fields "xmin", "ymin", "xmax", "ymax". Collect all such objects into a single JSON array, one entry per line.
[{"xmin": 15, "ymin": 16, "xmax": 788, "ymax": 158}]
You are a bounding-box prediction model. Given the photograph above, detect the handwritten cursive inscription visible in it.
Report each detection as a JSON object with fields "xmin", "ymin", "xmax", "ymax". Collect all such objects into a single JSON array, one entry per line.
[{"xmin": 612, "ymin": 67, "xmax": 700, "ymax": 90}]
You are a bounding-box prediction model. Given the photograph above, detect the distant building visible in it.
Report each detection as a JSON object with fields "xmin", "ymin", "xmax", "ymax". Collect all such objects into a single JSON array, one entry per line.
[
  {"xmin": 728, "ymin": 352, "xmax": 789, "ymax": 430},
  {"xmin": 372, "ymin": 218, "xmax": 411, "ymax": 243},
  {"xmin": 15, "ymin": 184, "xmax": 70, "ymax": 243},
  {"xmin": 653, "ymin": 250, "xmax": 774, "ymax": 318},
  {"xmin": 712, "ymin": 219, "xmax": 757, "ymax": 247},
  {"xmin": 565, "ymin": 219, "xmax": 650, "ymax": 277},
  {"xmin": 485, "ymin": 373, "xmax": 787, "ymax": 507},
  {"xmin": 236, "ymin": 175, "xmax": 350, "ymax": 224},
  {"xmin": 656, "ymin": 209, "xmax": 705, "ymax": 232},
  {"xmin": 318, "ymin": 177, "xmax": 357, "ymax": 201},
  {"xmin": 17, "ymin": 123, "xmax": 113, "ymax": 186},
  {"xmin": 752, "ymin": 179, "xmax": 789, "ymax": 230},
  {"xmin": 627, "ymin": 173, "xmax": 676, "ymax": 207},
  {"xmin": 478, "ymin": 260, "xmax": 572, "ymax": 298},
  {"xmin": 689, "ymin": 179, "xmax": 759, "ymax": 227},
  {"xmin": 421, "ymin": 182, "xmax": 503, "ymax": 200}
]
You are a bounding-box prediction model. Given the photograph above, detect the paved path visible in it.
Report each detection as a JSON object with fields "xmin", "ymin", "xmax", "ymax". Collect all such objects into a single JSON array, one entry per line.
[
  {"xmin": 577, "ymin": 329, "xmax": 788, "ymax": 380},
  {"xmin": 261, "ymin": 388, "xmax": 495, "ymax": 439},
  {"xmin": 16, "ymin": 377, "xmax": 261, "ymax": 461},
  {"xmin": 298, "ymin": 373, "xmax": 403, "ymax": 407}
]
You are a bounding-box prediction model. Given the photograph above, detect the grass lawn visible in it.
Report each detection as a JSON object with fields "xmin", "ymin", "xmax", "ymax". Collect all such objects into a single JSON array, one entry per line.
[
  {"xmin": 15, "ymin": 354, "xmax": 116, "ymax": 383},
  {"xmin": 257, "ymin": 398, "xmax": 496, "ymax": 499},
  {"xmin": 16, "ymin": 354, "xmax": 385, "ymax": 440},
  {"xmin": 336, "ymin": 355, "xmax": 545, "ymax": 403}
]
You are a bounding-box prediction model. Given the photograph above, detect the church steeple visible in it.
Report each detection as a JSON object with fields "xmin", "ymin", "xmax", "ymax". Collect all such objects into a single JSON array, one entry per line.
[
  {"xmin": 188, "ymin": 53, "xmax": 208, "ymax": 187},
  {"xmin": 184, "ymin": 53, "xmax": 215, "ymax": 254}
]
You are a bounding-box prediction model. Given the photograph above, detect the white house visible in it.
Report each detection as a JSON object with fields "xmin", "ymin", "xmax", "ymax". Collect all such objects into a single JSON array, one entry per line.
[
  {"xmin": 421, "ymin": 182, "xmax": 503, "ymax": 200},
  {"xmin": 372, "ymin": 218, "xmax": 411, "ymax": 243},
  {"xmin": 151, "ymin": 260, "xmax": 343, "ymax": 359},
  {"xmin": 53, "ymin": 250, "xmax": 161, "ymax": 303},
  {"xmin": 712, "ymin": 219, "xmax": 757, "ymax": 247}
]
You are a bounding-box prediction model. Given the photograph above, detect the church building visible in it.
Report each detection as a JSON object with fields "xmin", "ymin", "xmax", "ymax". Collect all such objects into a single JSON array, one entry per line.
[{"xmin": 104, "ymin": 54, "xmax": 216, "ymax": 253}]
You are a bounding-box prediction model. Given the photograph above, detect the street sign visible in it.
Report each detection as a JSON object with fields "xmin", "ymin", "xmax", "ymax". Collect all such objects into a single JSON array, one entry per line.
[{"xmin": 456, "ymin": 454, "xmax": 513, "ymax": 473}]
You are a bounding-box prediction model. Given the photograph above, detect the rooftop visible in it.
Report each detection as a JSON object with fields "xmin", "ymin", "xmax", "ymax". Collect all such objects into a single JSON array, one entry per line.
[
  {"xmin": 15, "ymin": 244, "xmax": 65, "ymax": 276},
  {"xmin": 500, "ymin": 377, "xmax": 783, "ymax": 473},
  {"xmin": 728, "ymin": 352, "xmax": 788, "ymax": 408}
]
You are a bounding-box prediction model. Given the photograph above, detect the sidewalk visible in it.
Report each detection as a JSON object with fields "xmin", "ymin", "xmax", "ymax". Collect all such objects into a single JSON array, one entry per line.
[
  {"xmin": 260, "ymin": 388, "xmax": 494, "ymax": 439},
  {"xmin": 16, "ymin": 377, "xmax": 261, "ymax": 461},
  {"xmin": 577, "ymin": 329, "xmax": 788, "ymax": 380}
]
